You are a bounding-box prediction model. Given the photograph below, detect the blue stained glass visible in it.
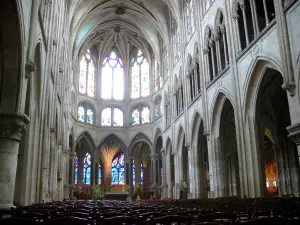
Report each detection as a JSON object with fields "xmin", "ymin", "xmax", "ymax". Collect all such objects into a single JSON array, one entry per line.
[
  {"xmin": 133, "ymin": 162, "xmax": 135, "ymax": 185},
  {"xmin": 83, "ymin": 153, "xmax": 91, "ymax": 184},
  {"xmin": 75, "ymin": 156, "xmax": 78, "ymax": 184},
  {"xmin": 141, "ymin": 165, "xmax": 144, "ymax": 184},
  {"xmin": 98, "ymin": 166, "xmax": 102, "ymax": 184},
  {"xmin": 111, "ymin": 152, "xmax": 124, "ymax": 185},
  {"xmin": 87, "ymin": 108, "xmax": 94, "ymax": 124}
]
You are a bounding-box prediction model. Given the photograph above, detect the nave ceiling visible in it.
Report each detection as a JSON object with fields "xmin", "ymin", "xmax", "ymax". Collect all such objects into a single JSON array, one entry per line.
[{"xmin": 67, "ymin": 0, "xmax": 181, "ymax": 61}]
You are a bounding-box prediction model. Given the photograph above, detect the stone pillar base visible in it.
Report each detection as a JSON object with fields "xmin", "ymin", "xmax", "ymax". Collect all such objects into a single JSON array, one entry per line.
[{"xmin": 0, "ymin": 113, "xmax": 29, "ymax": 210}]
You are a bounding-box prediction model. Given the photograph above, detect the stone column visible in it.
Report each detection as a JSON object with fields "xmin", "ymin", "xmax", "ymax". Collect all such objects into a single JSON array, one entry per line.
[
  {"xmin": 69, "ymin": 151, "xmax": 76, "ymax": 199},
  {"xmin": 150, "ymin": 154, "xmax": 159, "ymax": 197},
  {"xmin": 124, "ymin": 156, "xmax": 133, "ymax": 199},
  {"xmin": 203, "ymin": 48, "xmax": 210, "ymax": 83},
  {"xmin": 160, "ymin": 148, "xmax": 168, "ymax": 199},
  {"xmin": 209, "ymin": 40, "xmax": 216, "ymax": 79},
  {"xmin": 135, "ymin": 157, "xmax": 141, "ymax": 186},
  {"xmin": 250, "ymin": 0, "xmax": 259, "ymax": 36},
  {"xmin": 287, "ymin": 124, "xmax": 300, "ymax": 169},
  {"xmin": 166, "ymin": 152, "xmax": 172, "ymax": 198},
  {"xmin": 262, "ymin": 0, "xmax": 270, "ymax": 25},
  {"xmin": 274, "ymin": 0, "xmax": 296, "ymax": 95},
  {"xmin": 215, "ymin": 35, "xmax": 222, "ymax": 73},
  {"xmin": 0, "ymin": 113, "xmax": 29, "ymax": 209},
  {"xmin": 240, "ymin": 4, "xmax": 250, "ymax": 45},
  {"xmin": 186, "ymin": 74, "xmax": 191, "ymax": 102},
  {"xmin": 287, "ymin": 123, "xmax": 300, "ymax": 196},
  {"xmin": 220, "ymin": 25, "xmax": 229, "ymax": 65}
]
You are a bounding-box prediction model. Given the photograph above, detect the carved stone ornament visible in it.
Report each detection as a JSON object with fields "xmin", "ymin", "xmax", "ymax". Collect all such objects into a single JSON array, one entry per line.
[
  {"xmin": 0, "ymin": 113, "xmax": 30, "ymax": 141},
  {"xmin": 114, "ymin": 26, "xmax": 121, "ymax": 33},
  {"xmin": 282, "ymin": 81, "xmax": 296, "ymax": 97},
  {"xmin": 25, "ymin": 61, "xmax": 36, "ymax": 79},
  {"xmin": 115, "ymin": 8, "xmax": 125, "ymax": 15},
  {"xmin": 287, "ymin": 123, "xmax": 300, "ymax": 145}
]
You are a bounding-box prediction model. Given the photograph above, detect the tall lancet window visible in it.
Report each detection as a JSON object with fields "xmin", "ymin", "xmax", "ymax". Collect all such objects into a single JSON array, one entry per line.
[
  {"xmin": 75, "ymin": 156, "xmax": 78, "ymax": 184},
  {"xmin": 79, "ymin": 49, "xmax": 95, "ymax": 97},
  {"xmin": 83, "ymin": 153, "xmax": 92, "ymax": 184},
  {"xmin": 186, "ymin": 0, "xmax": 195, "ymax": 40},
  {"xmin": 111, "ymin": 152, "xmax": 125, "ymax": 185},
  {"xmin": 101, "ymin": 52, "xmax": 124, "ymax": 100},
  {"xmin": 131, "ymin": 50, "xmax": 150, "ymax": 98}
]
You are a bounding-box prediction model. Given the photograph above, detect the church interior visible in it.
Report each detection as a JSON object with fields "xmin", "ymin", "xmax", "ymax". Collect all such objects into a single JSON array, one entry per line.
[{"xmin": 0, "ymin": 0, "xmax": 300, "ymax": 224}]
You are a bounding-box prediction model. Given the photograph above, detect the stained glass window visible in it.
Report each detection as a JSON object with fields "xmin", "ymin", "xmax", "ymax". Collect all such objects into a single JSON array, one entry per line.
[
  {"xmin": 101, "ymin": 107, "xmax": 123, "ymax": 127},
  {"xmin": 78, "ymin": 104, "xmax": 85, "ymax": 122},
  {"xmin": 101, "ymin": 108, "xmax": 112, "ymax": 126},
  {"xmin": 79, "ymin": 50, "xmax": 95, "ymax": 97},
  {"xmin": 75, "ymin": 156, "xmax": 78, "ymax": 184},
  {"xmin": 98, "ymin": 165, "xmax": 101, "ymax": 184},
  {"xmin": 154, "ymin": 59, "xmax": 161, "ymax": 92},
  {"xmin": 111, "ymin": 152, "xmax": 124, "ymax": 185},
  {"xmin": 141, "ymin": 106, "xmax": 150, "ymax": 124},
  {"xmin": 101, "ymin": 52, "xmax": 124, "ymax": 100},
  {"xmin": 83, "ymin": 153, "xmax": 92, "ymax": 184},
  {"xmin": 131, "ymin": 109, "xmax": 140, "ymax": 125},
  {"xmin": 113, "ymin": 108, "xmax": 123, "ymax": 126},
  {"xmin": 133, "ymin": 161, "xmax": 135, "ymax": 185},
  {"xmin": 163, "ymin": 53, "xmax": 169, "ymax": 80},
  {"xmin": 87, "ymin": 61, "xmax": 95, "ymax": 97},
  {"xmin": 155, "ymin": 103, "xmax": 161, "ymax": 120},
  {"xmin": 77, "ymin": 102, "xmax": 95, "ymax": 124},
  {"xmin": 186, "ymin": 0, "xmax": 195, "ymax": 40},
  {"xmin": 79, "ymin": 57, "xmax": 87, "ymax": 94},
  {"xmin": 131, "ymin": 106, "xmax": 151, "ymax": 125},
  {"xmin": 86, "ymin": 108, "xmax": 94, "ymax": 124},
  {"xmin": 141, "ymin": 165, "xmax": 144, "ymax": 184},
  {"xmin": 131, "ymin": 50, "xmax": 149, "ymax": 98}
]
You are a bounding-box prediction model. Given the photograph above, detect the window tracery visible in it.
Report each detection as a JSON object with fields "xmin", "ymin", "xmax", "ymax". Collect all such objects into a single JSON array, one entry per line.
[
  {"xmin": 77, "ymin": 102, "xmax": 95, "ymax": 124},
  {"xmin": 154, "ymin": 58, "xmax": 162, "ymax": 92},
  {"xmin": 186, "ymin": 0, "xmax": 196, "ymax": 40},
  {"xmin": 98, "ymin": 164, "xmax": 102, "ymax": 184},
  {"xmin": 235, "ymin": 0, "xmax": 275, "ymax": 52},
  {"xmin": 101, "ymin": 107, "xmax": 123, "ymax": 127},
  {"xmin": 75, "ymin": 156, "xmax": 78, "ymax": 184},
  {"xmin": 79, "ymin": 49, "xmax": 95, "ymax": 97},
  {"xmin": 131, "ymin": 50, "xmax": 150, "ymax": 98},
  {"xmin": 111, "ymin": 152, "xmax": 124, "ymax": 185},
  {"xmin": 83, "ymin": 153, "xmax": 92, "ymax": 184},
  {"xmin": 101, "ymin": 52, "xmax": 124, "ymax": 100},
  {"xmin": 131, "ymin": 105, "xmax": 151, "ymax": 125}
]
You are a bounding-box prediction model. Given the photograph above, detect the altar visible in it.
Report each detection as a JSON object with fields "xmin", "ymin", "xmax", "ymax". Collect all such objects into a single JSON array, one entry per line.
[{"xmin": 104, "ymin": 192, "xmax": 129, "ymax": 201}]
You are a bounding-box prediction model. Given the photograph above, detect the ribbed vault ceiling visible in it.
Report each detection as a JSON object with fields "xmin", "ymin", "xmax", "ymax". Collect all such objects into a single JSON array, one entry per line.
[{"xmin": 68, "ymin": 0, "xmax": 181, "ymax": 61}]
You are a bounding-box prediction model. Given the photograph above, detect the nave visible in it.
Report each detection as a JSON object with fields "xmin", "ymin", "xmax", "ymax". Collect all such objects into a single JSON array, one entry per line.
[{"xmin": 0, "ymin": 197, "xmax": 300, "ymax": 225}]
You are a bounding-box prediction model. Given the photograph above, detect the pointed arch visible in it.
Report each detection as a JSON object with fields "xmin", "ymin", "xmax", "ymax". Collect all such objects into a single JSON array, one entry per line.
[
  {"xmin": 176, "ymin": 125, "xmax": 185, "ymax": 152},
  {"xmin": 204, "ymin": 25, "xmax": 214, "ymax": 47},
  {"xmin": 191, "ymin": 111, "xmax": 203, "ymax": 142},
  {"xmin": 210, "ymin": 90, "xmax": 235, "ymax": 137},
  {"xmin": 97, "ymin": 133, "xmax": 127, "ymax": 155},
  {"xmin": 75, "ymin": 131, "xmax": 96, "ymax": 152},
  {"xmin": 243, "ymin": 57, "xmax": 283, "ymax": 118},
  {"xmin": 128, "ymin": 132, "xmax": 152, "ymax": 156},
  {"xmin": 153, "ymin": 128, "xmax": 163, "ymax": 149}
]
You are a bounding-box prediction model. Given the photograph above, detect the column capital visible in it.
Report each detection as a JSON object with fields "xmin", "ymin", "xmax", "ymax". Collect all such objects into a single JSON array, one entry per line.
[
  {"xmin": 70, "ymin": 151, "xmax": 77, "ymax": 157},
  {"xmin": 151, "ymin": 154, "xmax": 159, "ymax": 160},
  {"xmin": 124, "ymin": 156, "xmax": 133, "ymax": 163},
  {"xmin": 287, "ymin": 123, "xmax": 300, "ymax": 145},
  {"xmin": 63, "ymin": 148, "xmax": 70, "ymax": 154},
  {"xmin": 25, "ymin": 61, "xmax": 36, "ymax": 79},
  {"xmin": 0, "ymin": 113, "xmax": 30, "ymax": 141},
  {"xmin": 203, "ymin": 48, "xmax": 209, "ymax": 55},
  {"xmin": 185, "ymin": 143, "xmax": 191, "ymax": 151},
  {"xmin": 160, "ymin": 148, "xmax": 166, "ymax": 155}
]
